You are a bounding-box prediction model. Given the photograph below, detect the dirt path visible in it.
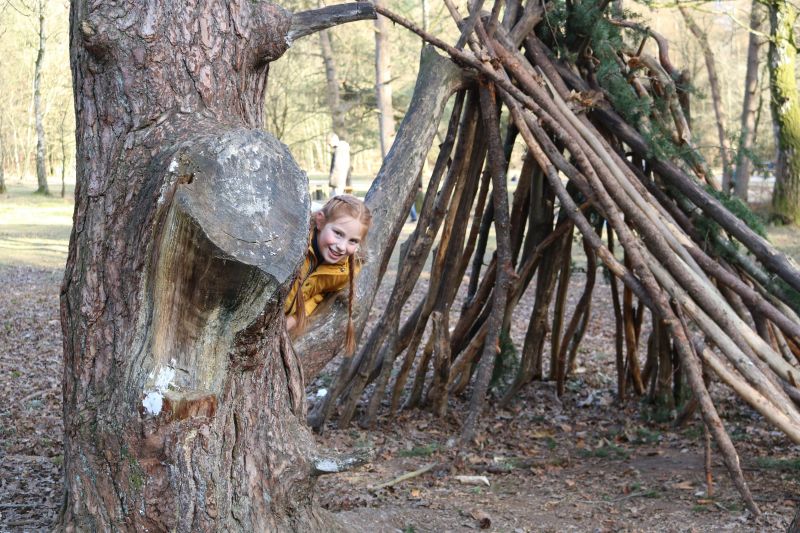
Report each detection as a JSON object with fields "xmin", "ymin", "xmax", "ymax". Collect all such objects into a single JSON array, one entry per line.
[{"xmin": 1, "ymin": 264, "xmax": 797, "ymax": 532}]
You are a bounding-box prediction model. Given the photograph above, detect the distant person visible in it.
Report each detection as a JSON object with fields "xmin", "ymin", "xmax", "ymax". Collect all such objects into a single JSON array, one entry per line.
[
  {"xmin": 285, "ymin": 195, "xmax": 372, "ymax": 355},
  {"xmin": 408, "ymin": 179, "xmax": 422, "ymax": 223},
  {"xmin": 328, "ymin": 133, "xmax": 350, "ymax": 197}
]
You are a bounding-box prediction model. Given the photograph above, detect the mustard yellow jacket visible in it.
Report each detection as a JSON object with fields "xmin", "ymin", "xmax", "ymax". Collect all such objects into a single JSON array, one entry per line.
[{"xmin": 284, "ymin": 242, "xmax": 360, "ymax": 317}]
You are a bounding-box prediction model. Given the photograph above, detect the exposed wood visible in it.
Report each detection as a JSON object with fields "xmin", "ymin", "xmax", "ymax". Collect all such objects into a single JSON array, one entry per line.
[
  {"xmin": 311, "ymin": 4, "xmax": 800, "ymax": 515},
  {"xmin": 461, "ymin": 82, "xmax": 514, "ymax": 442}
]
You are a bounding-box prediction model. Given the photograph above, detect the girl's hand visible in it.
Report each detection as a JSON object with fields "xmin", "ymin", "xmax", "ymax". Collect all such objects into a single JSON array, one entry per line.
[{"xmin": 286, "ymin": 315, "xmax": 297, "ymax": 331}]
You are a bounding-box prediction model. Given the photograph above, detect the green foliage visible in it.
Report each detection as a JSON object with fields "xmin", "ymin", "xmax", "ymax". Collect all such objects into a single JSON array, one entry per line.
[
  {"xmin": 754, "ymin": 456, "xmax": 800, "ymax": 471},
  {"xmin": 536, "ymin": 0, "xmax": 722, "ymax": 171},
  {"xmin": 704, "ymin": 185, "xmax": 767, "ymax": 238},
  {"xmin": 121, "ymin": 445, "xmax": 147, "ymax": 492},
  {"xmin": 579, "ymin": 443, "xmax": 629, "ymax": 460},
  {"xmin": 398, "ymin": 443, "xmax": 439, "ymax": 457},
  {"xmin": 681, "ymin": 424, "xmax": 703, "ymax": 441},
  {"xmin": 633, "ymin": 426, "xmax": 661, "ymax": 445},
  {"xmin": 772, "ymin": 276, "xmax": 800, "ymax": 312},
  {"xmin": 541, "ymin": 0, "xmax": 649, "ymax": 125},
  {"xmin": 685, "ymin": 188, "xmax": 800, "ymax": 312},
  {"xmin": 640, "ymin": 401, "xmax": 675, "ymax": 424}
]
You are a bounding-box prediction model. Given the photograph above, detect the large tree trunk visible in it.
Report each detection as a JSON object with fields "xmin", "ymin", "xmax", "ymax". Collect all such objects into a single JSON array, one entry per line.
[
  {"xmin": 60, "ymin": 2, "xmax": 353, "ymax": 529},
  {"xmin": 34, "ymin": 0, "xmax": 49, "ymax": 195},
  {"xmin": 733, "ymin": 1, "xmax": 765, "ymax": 201},
  {"xmin": 374, "ymin": 0, "xmax": 395, "ymax": 158},
  {"xmin": 769, "ymin": 0, "xmax": 800, "ymax": 223}
]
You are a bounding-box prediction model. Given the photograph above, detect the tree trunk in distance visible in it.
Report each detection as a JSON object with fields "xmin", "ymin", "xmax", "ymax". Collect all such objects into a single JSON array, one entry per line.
[
  {"xmin": 733, "ymin": 1, "xmax": 765, "ymax": 201},
  {"xmin": 34, "ymin": 0, "xmax": 49, "ymax": 195},
  {"xmin": 769, "ymin": 0, "xmax": 800, "ymax": 224},
  {"xmin": 319, "ymin": 27, "xmax": 346, "ymax": 137},
  {"xmin": 374, "ymin": 0, "xmax": 395, "ymax": 158},
  {"xmin": 294, "ymin": 47, "xmax": 467, "ymax": 379},
  {"xmin": 59, "ymin": 107, "xmax": 67, "ymax": 198},
  {"xmin": 0, "ymin": 116, "xmax": 6, "ymax": 194},
  {"xmin": 61, "ymin": 1, "xmax": 347, "ymax": 529},
  {"xmin": 679, "ymin": 6, "xmax": 732, "ymax": 190}
]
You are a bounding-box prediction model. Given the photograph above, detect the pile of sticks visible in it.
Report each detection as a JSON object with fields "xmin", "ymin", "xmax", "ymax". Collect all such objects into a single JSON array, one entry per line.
[{"xmin": 308, "ymin": 0, "xmax": 800, "ymax": 514}]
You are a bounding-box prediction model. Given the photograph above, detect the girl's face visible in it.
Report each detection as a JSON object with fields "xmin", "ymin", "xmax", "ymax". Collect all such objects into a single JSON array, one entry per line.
[{"xmin": 315, "ymin": 212, "xmax": 366, "ymax": 264}]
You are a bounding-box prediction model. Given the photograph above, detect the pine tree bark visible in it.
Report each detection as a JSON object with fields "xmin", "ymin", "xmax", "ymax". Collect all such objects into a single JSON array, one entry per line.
[
  {"xmin": 60, "ymin": 2, "xmax": 345, "ymax": 529},
  {"xmin": 34, "ymin": 0, "xmax": 49, "ymax": 195},
  {"xmin": 769, "ymin": 0, "xmax": 800, "ymax": 223}
]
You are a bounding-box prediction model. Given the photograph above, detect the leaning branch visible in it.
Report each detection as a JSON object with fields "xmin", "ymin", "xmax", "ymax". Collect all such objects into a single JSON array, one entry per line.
[{"xmin": 288, "ymin": 3, "xmax": 376, "ymax": 42}]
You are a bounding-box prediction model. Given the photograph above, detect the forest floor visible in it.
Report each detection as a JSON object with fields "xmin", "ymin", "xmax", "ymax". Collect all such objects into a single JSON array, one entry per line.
[{"xmin": 1, "ymin": 184, "xmax": 799, "ymax": 532}]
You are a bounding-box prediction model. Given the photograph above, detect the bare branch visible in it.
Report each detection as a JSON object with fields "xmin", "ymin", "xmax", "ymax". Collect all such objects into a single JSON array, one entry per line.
[{"xmin": 288, "ymin": 2, "xmax": 376, "ymax": 42}]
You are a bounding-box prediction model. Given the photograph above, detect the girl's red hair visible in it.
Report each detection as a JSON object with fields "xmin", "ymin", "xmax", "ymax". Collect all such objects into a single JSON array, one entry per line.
[{"xmin": 291, "ymin": 194, "xmax": 372, "ymax": 355}]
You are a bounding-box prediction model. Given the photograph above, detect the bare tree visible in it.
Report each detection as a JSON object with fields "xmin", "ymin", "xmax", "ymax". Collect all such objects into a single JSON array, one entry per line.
[
  {"xmin": 319, "ymin": 28, "xmax": 346, "ymax": 137},
  {"xmin": 374, "ymin": 0, "xmax": 395, "ymax": 157},
  {"xmin": 733, "ymin": 1, "xmax": 766, "ymax": 201},
  {"xmin": 33, "ymin": 0, "xmax": 48, "ymax": 194},
  {"xmin": 58, "ymin": 104, "xmax": 68, "ymax": 198},
  {"xmin": 679, "ymin": 4, "xmax": 732, "ymax": 190},
  {"xmin": 0, "ymin": 124, "xmax": 5, "ymax": 195}
]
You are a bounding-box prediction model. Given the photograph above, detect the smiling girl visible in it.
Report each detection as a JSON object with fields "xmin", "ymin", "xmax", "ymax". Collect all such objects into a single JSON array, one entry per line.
[{"xmin": 284, "ymin": 194, "xmax": 372, "ymax": 354}]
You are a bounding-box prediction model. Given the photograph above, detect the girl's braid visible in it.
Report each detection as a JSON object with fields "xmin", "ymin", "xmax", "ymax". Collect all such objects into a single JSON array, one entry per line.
[{"xmin": 344, "ymin": 254, "xmax": 357, "ymax": 355}]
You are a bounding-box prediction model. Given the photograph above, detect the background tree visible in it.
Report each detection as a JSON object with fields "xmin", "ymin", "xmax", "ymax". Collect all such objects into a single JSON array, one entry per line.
[
  {"xmin": 0, "ymin": 119, "xmax": 5, "ymax": 195},
  {"xmin": 32, "ymin": 0, "xmax": 48, "ymax": 194},
  {"xmin": 0, "ymin": 0, "xmax": 73, "ymax": 186},
  {"xmin": 374, "ymin": 0, "xmax": 395, "ymax": 158},
  {"xmin": 58, "ymin": 104, "xmax": 68, "ymax": 197},
  {"xmin": 320, "ymin": 27, "xmax": 347, "ymax": 137},
  {"xmin": 679, "ymin": 3, "xmax": 732, "ymax": 189},
  {"xmin": 733, "ymin": 1, "xmax": 766, "ymax": 201},
  {"xmin": 768, "ymin": 0, "xmax": 800, "ymax": 223}
]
